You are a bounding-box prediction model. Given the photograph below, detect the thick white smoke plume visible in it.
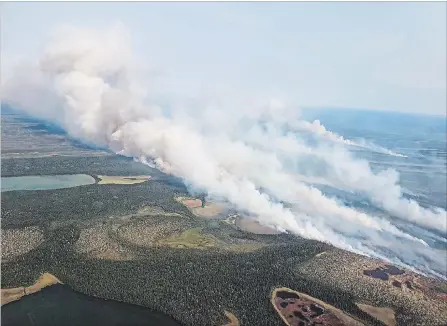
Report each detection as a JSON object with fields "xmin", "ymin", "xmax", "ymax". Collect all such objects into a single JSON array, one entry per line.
[
  {"xmin": 290, "ymin": 119, "xmax": 407, "ymax": 157},
  {"xmin": 2, "ymin": 24, "xmax": 446, "ymax": 278}
]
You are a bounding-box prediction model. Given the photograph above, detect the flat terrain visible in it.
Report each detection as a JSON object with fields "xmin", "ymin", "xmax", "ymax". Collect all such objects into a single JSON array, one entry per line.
[
  {"xmin": 1, "ymin": 111, "xmax": 109, "ymax": 159},
  {"xmin": 2, "ymin": 155, "xmax": 447, "ymax": 326}
]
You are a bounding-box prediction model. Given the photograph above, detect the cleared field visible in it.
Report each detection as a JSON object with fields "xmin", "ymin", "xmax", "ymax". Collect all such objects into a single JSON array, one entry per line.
[
  {"xmin": 97, "ymin": 175, "xmax": 151, "ymax": 185},
  {"xmin": 175, "ymin": 196, "xmax": 225, "ymax": 218},
  {"xmin": 235, "ymin": 217, "xmax": 281, "ymax": 235}
]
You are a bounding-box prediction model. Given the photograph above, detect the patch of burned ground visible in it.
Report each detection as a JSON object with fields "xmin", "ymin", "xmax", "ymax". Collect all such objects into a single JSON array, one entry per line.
[
  {"xmin": 294, "ymin": 248, "xmax": 447, "ymax": 326},
  {"xmin": 271, "ymin": 287, "xmax": 364, "ymax": 326}
]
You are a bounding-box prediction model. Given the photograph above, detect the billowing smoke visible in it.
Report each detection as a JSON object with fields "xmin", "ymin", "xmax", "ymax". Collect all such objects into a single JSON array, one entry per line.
[
  {"xmin": 290, "ymin": 119, "xmax": 407, "ymax": 157},
  {"xmin": 2, "ymin": 24, "xmax": 446, "ymax": 278}
]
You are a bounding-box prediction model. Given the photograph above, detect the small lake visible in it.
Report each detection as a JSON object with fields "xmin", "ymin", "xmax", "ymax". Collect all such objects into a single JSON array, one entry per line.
[
  {"xmin": 1, "ymin": 174, "xmax": 96, "ymax": 192},
  {"xmin": 1, "ymin": 284, "xmax": 181, "ymax": 326}
]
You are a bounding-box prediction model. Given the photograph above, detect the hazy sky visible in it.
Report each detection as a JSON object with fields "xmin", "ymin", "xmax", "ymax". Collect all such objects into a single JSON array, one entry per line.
[{"xmin": 1, "ymin": 2, "xmax": 446, "ymax": 115}]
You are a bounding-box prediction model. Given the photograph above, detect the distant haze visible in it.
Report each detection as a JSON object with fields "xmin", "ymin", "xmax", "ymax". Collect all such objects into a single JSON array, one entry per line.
[{"xmin": 1, "ymin": 2, "xmax": 446, "ymax": 115}]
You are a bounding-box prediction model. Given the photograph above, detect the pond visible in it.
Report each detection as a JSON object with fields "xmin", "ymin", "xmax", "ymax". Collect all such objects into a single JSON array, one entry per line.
[
  {"xmin": 1, "ymin": 284, "xmax": 181, "ymax": 326},
  {"xmin": 1, "ymin": 174, "xmax": 96, "ymax": 192}
]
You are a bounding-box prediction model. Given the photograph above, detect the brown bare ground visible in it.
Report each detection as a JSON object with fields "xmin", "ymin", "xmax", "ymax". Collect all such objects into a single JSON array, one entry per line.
[
  {"xmin": 191, "ymin": 203, "xmax": 224, "ymax": 218},
  {"xmin": 183, "ymin": 199, "xmax": 202, "ymax": 208},
  {"xmin": 356, "ymin": 303, "xmax": 396, "ymax": 326},
  {"xmin": 1, "ymin": 273, "xmax": 61, "ymax": 306},
  {"xmin": 236, "ymin": 217, "xmax": 281, "ymax": 235},
  {"xmin": 176, "ymin": 197, "xmax": 224, "ymax": 218},
  {"xmin": 222, "ymin": 310, "xmax": 240, "ymax": 326},
  {"xmin": 1, "ymin": 287, "xmax": 25, "ymax": 306},
  {"xmin": 97, "ymin": 175, "xmax": 151, "ymax": 185}
]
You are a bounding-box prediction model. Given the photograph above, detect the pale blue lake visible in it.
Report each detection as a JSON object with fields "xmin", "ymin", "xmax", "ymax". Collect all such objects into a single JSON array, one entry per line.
[{"xmin": 1, "ymin": 174, "xmax": 96, "ymax": 192}]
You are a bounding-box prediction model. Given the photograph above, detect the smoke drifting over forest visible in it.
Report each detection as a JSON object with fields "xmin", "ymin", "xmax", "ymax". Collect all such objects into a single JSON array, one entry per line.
[{"xmin": 2, "ymin": 24, "xmax": 446, "ymax": 278}]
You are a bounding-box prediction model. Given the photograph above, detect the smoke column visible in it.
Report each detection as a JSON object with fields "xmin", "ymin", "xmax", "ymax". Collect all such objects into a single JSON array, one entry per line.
[
  {"xmin": 2, "ymin": 24, "xmax": 446, "ymax": 278},
  {"xmin": 290, "ymin": 119, "xmax": 407, "ymax": 157}
]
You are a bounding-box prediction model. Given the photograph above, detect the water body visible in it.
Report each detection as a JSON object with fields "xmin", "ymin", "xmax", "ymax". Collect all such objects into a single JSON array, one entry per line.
[
  {"xmin": 1, "ymin": 284, "xmax": 181, "ymax": 326},
  {"xmin": 1, "ymin": 174, "xmax": 96, "ymax": 192}
]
